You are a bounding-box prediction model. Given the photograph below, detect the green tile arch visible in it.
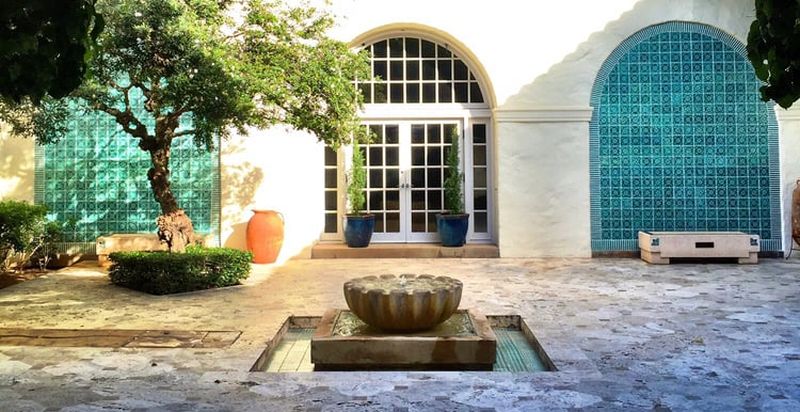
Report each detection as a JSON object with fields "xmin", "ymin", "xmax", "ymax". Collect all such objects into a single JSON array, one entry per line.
[
  {"xmin": 589, "ymin": 21, "xmax": 781, "ymax": 252},
  {"xmin": 34, "ymin": 89, "xmax": 221, "ymax": 254}
]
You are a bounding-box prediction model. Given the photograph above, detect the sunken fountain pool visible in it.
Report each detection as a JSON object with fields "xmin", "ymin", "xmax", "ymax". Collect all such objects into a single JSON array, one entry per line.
[{"xmin": 252, "ymin": 274, "xmax": 555, "ymax": 372}]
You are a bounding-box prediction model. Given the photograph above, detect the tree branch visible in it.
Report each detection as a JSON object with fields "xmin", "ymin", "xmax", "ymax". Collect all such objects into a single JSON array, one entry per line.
[
  {"xmin": 172, "ymin": 129, "xmax": 196, "ymax": 138},
  {"xmin": 91, "ymin": 101, "xmax": 151, "ymax": 140}
]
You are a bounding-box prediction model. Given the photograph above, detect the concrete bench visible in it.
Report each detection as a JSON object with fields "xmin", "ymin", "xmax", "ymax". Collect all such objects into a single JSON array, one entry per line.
[
  {"xmin": 96, "ymin": 233, "xmax": 215, "ymax": 265},
  {"xmin": 638, "ymin": 231, "xmax": 759, "ymax": 264}
]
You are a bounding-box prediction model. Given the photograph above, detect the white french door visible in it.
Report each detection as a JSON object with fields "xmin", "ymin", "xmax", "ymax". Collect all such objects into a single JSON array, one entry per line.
[{"xmin": 362, "ymin": 121, "xmax": 460, "ymax": 243}]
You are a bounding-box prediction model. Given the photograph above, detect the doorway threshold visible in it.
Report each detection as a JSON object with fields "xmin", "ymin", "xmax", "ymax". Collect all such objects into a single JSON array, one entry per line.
[{"xmin": 310, "ymin": 243, "xmax": 499, "ymax": 259}]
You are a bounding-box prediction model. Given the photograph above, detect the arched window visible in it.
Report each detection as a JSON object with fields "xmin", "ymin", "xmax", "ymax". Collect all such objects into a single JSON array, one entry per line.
[
  {"xmin": 324, "ymin": 33, "xmax": 493, "ymax": 244},
  {"xmin": 590, "ymin": 21, "xmax": 780, "ymax": 252}
]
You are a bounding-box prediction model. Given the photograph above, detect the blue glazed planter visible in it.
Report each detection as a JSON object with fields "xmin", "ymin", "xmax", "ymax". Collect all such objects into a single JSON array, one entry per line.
[
  {"xmin": 344, "ymin": 214, "xmax": 375, "ymax": 248},
  {"xmin": 437, "ymin": 213, "xmax": 470, "ymax": 247}
]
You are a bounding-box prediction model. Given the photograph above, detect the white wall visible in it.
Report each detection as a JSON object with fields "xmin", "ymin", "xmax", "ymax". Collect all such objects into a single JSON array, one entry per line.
[{"xmin": 0, "ymin": 126, "xmax": 35, "ymax": 202}]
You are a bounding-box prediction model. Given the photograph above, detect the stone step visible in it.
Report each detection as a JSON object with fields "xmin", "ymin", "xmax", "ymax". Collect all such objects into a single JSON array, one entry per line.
[{"xmin": 310, "ymin": 243, "xmax": 499, "ymax": 259}]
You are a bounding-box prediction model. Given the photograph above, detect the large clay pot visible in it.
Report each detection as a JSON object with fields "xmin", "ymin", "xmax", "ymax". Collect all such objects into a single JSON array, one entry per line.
[
  {"xmin": 246, "ymin": 210, "xmax": 284, "ymax": 263},
  {"xmin": 344, "ymin": 214, "xmax": 375, "ymax": 248},
  {"xmin": 793, "ymin": 180, "xmax": 800, "ymax": 248}
]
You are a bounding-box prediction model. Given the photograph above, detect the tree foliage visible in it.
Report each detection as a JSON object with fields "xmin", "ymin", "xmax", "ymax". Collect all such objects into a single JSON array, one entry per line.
[
  {"xmin": 5, "ymin": 0, "xmax": 369, "ymax": 251},
  {"xmin": 747, "ymin": 0, "xmax": 800, "ymax": 109},
  {"xmin": 0, "ymin": 0, "xmax": 103, "ymax": 104},
  {"xmin": 348, "ymin": 138, "xmax": 367, "ymax": 215}
]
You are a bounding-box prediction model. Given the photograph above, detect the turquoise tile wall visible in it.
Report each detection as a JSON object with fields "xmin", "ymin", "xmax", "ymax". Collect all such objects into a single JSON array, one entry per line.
[
  {"xmin": 590, "ymin": 22, "xmax": 781, "ymax": 252},
  {"xmin": 34, "ymin": 88, "xmax": 219, "ymax": 250}
]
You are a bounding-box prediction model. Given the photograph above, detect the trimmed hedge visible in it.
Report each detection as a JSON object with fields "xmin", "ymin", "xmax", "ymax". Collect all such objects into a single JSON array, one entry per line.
[{"xmin": 108, "ymin": 246, "xmax": 253, "ymax": 295}]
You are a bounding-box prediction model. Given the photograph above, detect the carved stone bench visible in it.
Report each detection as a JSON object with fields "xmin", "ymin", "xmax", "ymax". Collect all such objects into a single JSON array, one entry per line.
[
  {"xmin": 96, "ymin": 233, "xmax": 215, "ymax": 266},
  {"xmin": 638, "ymin": 231, "xmax": 759, "ymax": 264}
]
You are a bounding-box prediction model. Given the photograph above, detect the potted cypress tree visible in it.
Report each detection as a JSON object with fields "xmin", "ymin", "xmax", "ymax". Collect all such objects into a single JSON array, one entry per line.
[
  {"xmin": 344, "ymin": 138, "xmax": 375, "ymax": 247},
  {"xmin": 437, "ymin": 128, "xmax": 469, "ymax": 247}
]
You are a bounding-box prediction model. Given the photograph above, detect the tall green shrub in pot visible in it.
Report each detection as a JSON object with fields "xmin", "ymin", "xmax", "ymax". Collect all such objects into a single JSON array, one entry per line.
[
  {"xmin": 437, "ymin": 127, "xmax": 469, "ymax": 247},
  {"xmin": 344, "ymin": 137, "xmax": 375, "ymax": 247}
]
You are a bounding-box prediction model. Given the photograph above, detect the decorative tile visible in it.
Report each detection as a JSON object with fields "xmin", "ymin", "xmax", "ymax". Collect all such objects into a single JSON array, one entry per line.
[
  {"xmin": 590, "ymin": 22, "xmax": 781, "ymax": 252},
  {"xmin": 34, "ymin": 88, "xmax": 219, "ymax": 251}
]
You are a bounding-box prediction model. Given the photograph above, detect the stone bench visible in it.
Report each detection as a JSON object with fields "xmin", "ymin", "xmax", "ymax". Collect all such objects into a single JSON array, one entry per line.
[
  {"xmin": 96, "ymin": 233, "xmax": 215, "ymax": 265},
  {"xmin": 638, "ymin": 231, "xmax": 759, "ymax": 264}
]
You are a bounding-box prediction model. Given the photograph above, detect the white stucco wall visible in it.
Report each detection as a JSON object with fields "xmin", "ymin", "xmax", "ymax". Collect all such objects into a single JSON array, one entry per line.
[{"xmin": 0, "ymin": 127, "xmax": 35, "ymax": 202}]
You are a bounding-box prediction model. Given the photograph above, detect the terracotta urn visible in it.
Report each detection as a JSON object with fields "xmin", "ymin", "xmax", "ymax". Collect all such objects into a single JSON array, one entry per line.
[
  {"xmin": 246, "ymin": 210, "xmax": 284, "ymax": 264},
  {"xmin": 794, "ymin": 180, "xmax": 800, "ymax": 248},
  {"xmin": 343, "ymin": 274, "xmax": 462, "ymax": 332}
]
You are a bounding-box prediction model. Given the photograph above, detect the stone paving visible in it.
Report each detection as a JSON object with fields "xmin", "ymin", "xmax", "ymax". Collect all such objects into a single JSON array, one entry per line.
[{"xmin": 0, "ymin": 257, "xmax": 799, "ymax": 411}]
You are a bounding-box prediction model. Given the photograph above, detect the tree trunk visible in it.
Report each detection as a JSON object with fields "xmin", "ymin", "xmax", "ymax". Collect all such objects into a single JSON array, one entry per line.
[{"xmin": 148, "ymin": 142, "xmax": 196, "ymax": 252}]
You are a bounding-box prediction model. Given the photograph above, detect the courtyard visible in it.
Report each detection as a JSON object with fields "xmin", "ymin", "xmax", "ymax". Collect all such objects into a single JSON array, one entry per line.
[{"xmin": 0, "ymin": 257, "xmax": 798, "ymax": 411}]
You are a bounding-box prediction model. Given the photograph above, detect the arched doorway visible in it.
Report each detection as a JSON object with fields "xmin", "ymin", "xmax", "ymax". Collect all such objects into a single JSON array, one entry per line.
[
  {"xmin": 326, "ymin": 32, "xmax": 494, "ymax": 243},
  {"xmin": 589, "ymin": 21, "xmax": 781, "ymax": 252}
]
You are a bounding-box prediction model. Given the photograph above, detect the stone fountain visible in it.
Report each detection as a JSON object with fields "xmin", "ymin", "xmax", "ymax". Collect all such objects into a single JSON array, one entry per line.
[{"xmin": 311, "ymin": 274, "xmax": 497, "ymax": 370}]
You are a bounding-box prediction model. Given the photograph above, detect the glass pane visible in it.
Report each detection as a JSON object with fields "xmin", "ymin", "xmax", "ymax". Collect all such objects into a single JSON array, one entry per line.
[
  {"xmin": 325, "ymin": 191, "xmax": 337, "ymax": 210},
  {"xmin": 474, "ymin": 189, "xmax": 487, "ymax": 210},
  {"xmin": 405, "ymin": 37, "xmax": 420, "ymax": 57},
  {"xmin": 427, "ymin": 212, "xmax": 438, "ymax": 232},
  {"xmin": 421, "ymin": 40, "xmax": 436, "ymax": 58},
  {"xmin": 369, "ymin": 147, "xmax": 383, "ymax": 166},
  {"xmin": 412, "ymin": 212, "xmax": 426, "ymax": 232},
  {"xmin": 411, "ymin": 125, "xmax": 425, "ymax": 144},
  {"xmin": 412, "ymin": 190, "xmax": 425, "ymax": 210},
  {"xmin": 369, "ymin": 169, "xmax": 383, "ymax": 187},
  {"xmin": 359, "ymin": 83, "xmax": 371, "ymax": 103},
  {"xmin": 325, "ymin": 169, "xmax": 337, "ymax": 187},
  {"xmin": 386, "ymin": 147, "xmax": 399, "ymax": 166},
  {"xmin": 437, "ymin": 60, "xmax": 452, "ymax": 80},
  {"xmin": 369, "ymin": 125, "xmax": 383, "ymax": 142},
  {"xmin": 324, "ymin": 147, "xmax": 337, "ymax": 166},
  {"xmin": 390, "ymin": 83, "xmax": 404, "ymax": 103},
  {"xmin": 474, "ymin": 167, "xmax": 487, "ymax": 187},
  {"xmin": 470, "ymin": 82, "xmax": 484, "ymax": 103},
  {"xmin": 374, "ymin": 82, "xmax": 388, "ymax": 103},
  {"xmin": 411, "ymin": 168, "xmax": 425, "ymax": 187},
  {"xmin": 422, "ymin": 83, "xmax": 436, "ymax": 103},
  {"xmin": 412, "ymin": 147, "xmax": 425, "ymax": 166},
  {"xmin": 473, "ymin": 146, "xmax": 486, "ymax": 165},
  {"xmin": 437, "ymin": 45, "xmax": 451, "ymax": 58},
  {"xmin": 406, "ymin": 61, "xmax": 419, "ymax": 80},
  {"xmin": 454, "ymin": 82, "xmax": 468, "ymax": 103},
  {"xmin": 438, "ymin": 82, "xmax": 452, "ymax": 103},
  {"xmin": 474, "ymin": 212, "xmax": 487, "ymax": 233},
  {"xmin": 427, "ymin": 147, "xmax": 442, "ymax": 166},
  {"xmin": 386, "ymin": 212, "xmax": 400, "ymax": 232},
  {"xmin": 427, "ymin": 168, "xmax": 442, "ymax": 188},
  {"xmin": 386, "ymin": 169, "xmax": 399, "ymax": 188},
  {"xmin": 369, "ymin": 191, "xmax": 384, "ymax": 210},
  {"xmin": 443, "ymin": 124, "xmax": 456, "ymax": 143},
  {"xmin": 372, "ymin": 40, "xmax": 387, "ymax": 58},
  {"xmin": 390, "ymin": 61, "xmax": 403, "ymax": 80},
  {"xmin": 427, "ymin": 124, "xmax": 440, "ymax": 144},
  {"xmin": 406, "ymin": 83, "xmax": 420, "ymax": 103},
  {"xmin": 454, "ymin": 60, "xmax": 468, "ymax": 80},
  {"xmin": 473, "ymin": 124, "xmax": 486, "ymax": 143},
  {"xmin": 389, "ymin": 38, "xmax": 403, "ymax": 58},
  {"xmin": 386, "ymin": 190, "xmax": 399, "ymax": 210},
  {"xmin": 324, "ymin": 213, "xmax": 337, "ymax": 233},
  {"xmin": 374, "ymin": 212, "xmax": 384, "ymax": 232},
  {"xmin": 422, "ymin": 60, "xmax": 436, "ymax": 80},
  {"xmin": 385, "ymin": 125, "xmax": 399, "ymax": 144},
  {"xmin": 427, "ymin": 189, "xmax": 442, "ymax": 210},
  {"xmin": 373, "ymin": 60, "xmax": 387, "ymax": 80}
]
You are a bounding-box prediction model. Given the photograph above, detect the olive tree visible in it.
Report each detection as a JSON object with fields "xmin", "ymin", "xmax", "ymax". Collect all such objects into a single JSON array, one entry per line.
[
  {"xmin": 8, "ymin": 0, "xmax": 369, "ymax": 251},
  {"xmin": 747, "ymin": 0, "xmax": 800, "ymax": 109}
]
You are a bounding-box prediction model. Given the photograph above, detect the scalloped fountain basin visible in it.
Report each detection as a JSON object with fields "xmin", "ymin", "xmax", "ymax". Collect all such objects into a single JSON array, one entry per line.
[{"xmin": 343, "ymin": 274, "xmax": 462, "ymax": 332}]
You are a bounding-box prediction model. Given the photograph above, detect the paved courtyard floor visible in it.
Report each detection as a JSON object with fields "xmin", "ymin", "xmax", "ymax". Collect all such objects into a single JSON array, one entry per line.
[{"xmin": 0, "ymin": 257, "xmax": 799, "ymax": 411}]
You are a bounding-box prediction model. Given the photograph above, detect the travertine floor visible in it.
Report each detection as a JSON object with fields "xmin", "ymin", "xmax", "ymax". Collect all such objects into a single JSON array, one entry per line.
[{"xmin": 1, "ymin": 257, "xmax": 799, "ymax": 411}]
